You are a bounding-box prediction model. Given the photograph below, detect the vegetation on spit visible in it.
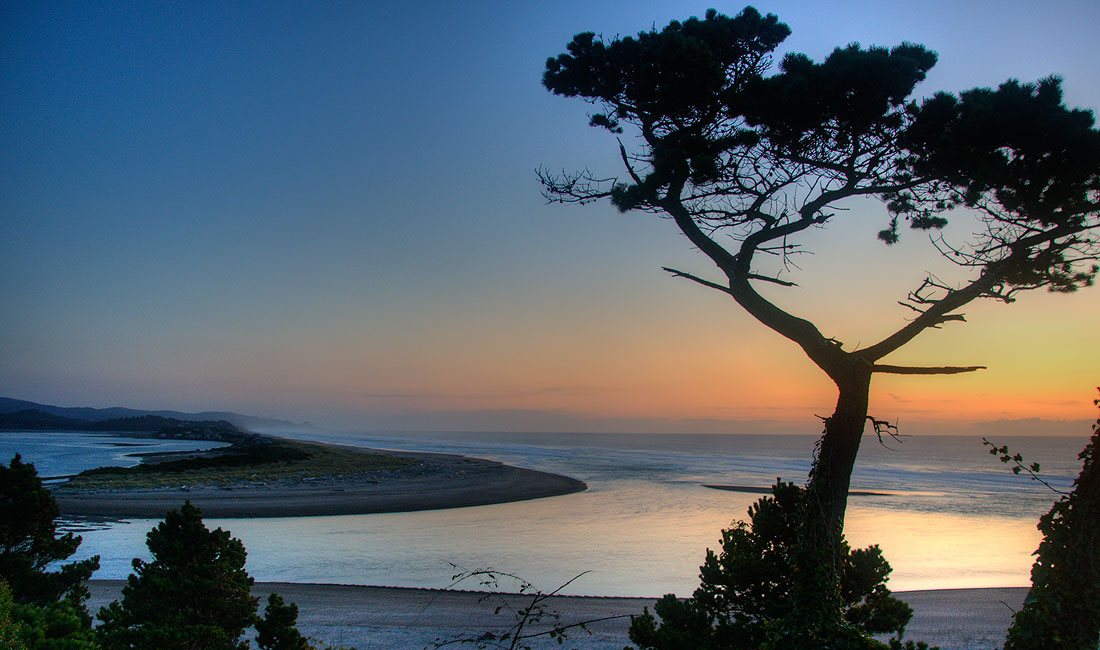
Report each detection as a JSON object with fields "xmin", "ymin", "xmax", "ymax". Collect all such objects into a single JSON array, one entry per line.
[{"xmin": 57, "ymin": 438, "xmax": 414, "ymax": 491}]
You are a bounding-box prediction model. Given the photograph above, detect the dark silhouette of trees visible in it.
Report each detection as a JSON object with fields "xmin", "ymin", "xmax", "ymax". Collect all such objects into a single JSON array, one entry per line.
[
  {"xmin": 255, "ymin": 594, "xmax": 311, "ymax": 650},
  {"xmin": 96, "ymin": 502, "xmax": 316, "ymax": 650},
  {"xmin": 541, "ymin": 6, "xmax": 1100, "ymax": 637},
  {"xmin": 0, "ymin": 455, "xmax": 99, "ymax": 609},
  {"xmin": 0, "ymin": 456, "xmax": 316, "ymax": 649},
  {"xmin": 0, "ymin": 455, "xmax": 99, "ymax": 649},
  {"xmin": 629, "ymin": 482, "xmax": 914, "ymax": 650},
  {"xmin": 97, "ymin": 502, "xmax": 258, "ymax": 650},
  {"xmin": 1002, "ymin": 392, "xmax": 1100, "ymax": 650}
]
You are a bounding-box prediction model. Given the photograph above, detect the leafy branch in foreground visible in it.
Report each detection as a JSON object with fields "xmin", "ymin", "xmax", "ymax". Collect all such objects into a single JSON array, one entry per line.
[{"xmin": 981, "ymin": 438, "xmax": 1068, "ymax": 495}]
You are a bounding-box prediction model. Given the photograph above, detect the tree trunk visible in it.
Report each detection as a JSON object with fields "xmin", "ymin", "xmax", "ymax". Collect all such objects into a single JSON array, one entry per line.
[{"xmin": 793, "ymin": 363, "xmax": 873, "ymax": 626}]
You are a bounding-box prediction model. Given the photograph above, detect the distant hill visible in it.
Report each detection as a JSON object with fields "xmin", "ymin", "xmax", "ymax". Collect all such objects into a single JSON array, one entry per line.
[
  {"xmin": 0, "ymin": 397, "xmax": 305, "ymax": 432},
  {"xmin": 0, "ymin": 409, "xmax": 89, "ymax": 430},
  {"xmin": 0, "ymin": 408, "xmax": 271, "ymax": 447}
]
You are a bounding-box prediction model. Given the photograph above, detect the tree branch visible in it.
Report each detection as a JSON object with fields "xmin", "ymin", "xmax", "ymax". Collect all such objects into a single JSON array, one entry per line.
[
  {"xmin": 618, "ymin": 139, "xmax": 643, "ymax": 185},
  {"xmin": 747, "ymin": 273, "xmax": 798, "ymax": 287},
  {"xmin": 866, "ymin": 415, "xmax": 902, "ymax": 448},
  {"xmin": 660, "ymin": 189, "xmax": 848, "ymax": 378},
  {"xmin": 857, "ymin": 269, "xmax": 1000, "ymax": 361},
  {"xmin": 662, "ymin": 267, "xmax": 733, "ymax": 295},
  {"xmin": 872, "ymin": 364, "xmax": 987, "ymax": 375}
]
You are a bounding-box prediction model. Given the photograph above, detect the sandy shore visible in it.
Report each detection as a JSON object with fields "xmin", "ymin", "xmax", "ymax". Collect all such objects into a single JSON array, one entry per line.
[
  {"xmin": 52, "ymin": 449, "xmax": 587, "ymax": 518},
  {"xmin": 85, "ymin": 581, "xmax": 1026, "ymax": 650}
]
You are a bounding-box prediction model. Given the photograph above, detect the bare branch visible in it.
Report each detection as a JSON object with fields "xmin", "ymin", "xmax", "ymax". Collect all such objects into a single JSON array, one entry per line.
[
  {"xmin": 618, "ymin": 139, "xmax": 643, "ymax": 185},
  {"xmin": 537, "ymin": 167, "xmax": 616, "ymax": 205},
  {"xmin": 872, "ymin": 364, "xmax": 987, "ymax": 375},
  {"xmin": 747, "ymin": 273, "xmax": 798, "ymax": 287},
  {"xmin": 866, "ymin": 415, "xmax": 902, "ymax": 448},
  {"xmin": 662, "ymin": 267, "xmax": 732, "ymax": 295},
  {"xmin": 933, "ymin": 314, "xmax": 967, "ymax": 324}
]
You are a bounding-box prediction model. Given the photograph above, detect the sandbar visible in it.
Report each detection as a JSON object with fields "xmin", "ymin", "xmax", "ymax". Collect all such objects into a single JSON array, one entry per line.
[
  {"xmin": 703, "ymin": 484, "xmax": 893, "ymax": 496},
  {"xmin": 84, "ymin": 581, "xmax": 1027, "ymax": 650},
  {"xmin": 52, "ymin": 449, "xmax": 587, "ymax": 519}
]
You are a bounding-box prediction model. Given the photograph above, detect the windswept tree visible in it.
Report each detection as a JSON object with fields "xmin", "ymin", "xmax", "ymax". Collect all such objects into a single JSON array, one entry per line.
[{"xmin": 541, "ymin": 6, "xmax": 1100, "ymax": 634}]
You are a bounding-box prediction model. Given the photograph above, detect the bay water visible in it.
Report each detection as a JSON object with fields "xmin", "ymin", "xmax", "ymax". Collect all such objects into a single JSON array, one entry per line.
[{"xmin": 1, "ymin": 429, "xmax": 1086, "ymax": 597}]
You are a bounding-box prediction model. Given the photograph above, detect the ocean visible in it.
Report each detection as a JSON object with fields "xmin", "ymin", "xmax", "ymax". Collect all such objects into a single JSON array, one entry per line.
[{"xmin": 1, "ymin": 429, "xmax": 1087, "ymax": 598}]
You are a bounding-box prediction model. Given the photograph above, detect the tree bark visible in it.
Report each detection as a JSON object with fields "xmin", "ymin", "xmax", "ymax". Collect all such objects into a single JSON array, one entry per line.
[{"xmin": 793, "ymin": 360, "xmax": 873, "ymax": 625}]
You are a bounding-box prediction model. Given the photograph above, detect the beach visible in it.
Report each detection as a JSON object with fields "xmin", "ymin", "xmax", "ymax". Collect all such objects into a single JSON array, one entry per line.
[
  {"xmin": 52, "ymin": 447, "xmax": 588, "ymax": 518},
  {"xmin": 85, "ymin": 581, "xmax": 1027, "ymax": 650}
]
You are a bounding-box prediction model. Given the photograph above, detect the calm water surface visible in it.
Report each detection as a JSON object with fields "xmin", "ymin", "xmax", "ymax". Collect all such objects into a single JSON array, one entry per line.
[{"xmin": 1, "ymin": 429, "xmax": 1085, "ymax": 597}]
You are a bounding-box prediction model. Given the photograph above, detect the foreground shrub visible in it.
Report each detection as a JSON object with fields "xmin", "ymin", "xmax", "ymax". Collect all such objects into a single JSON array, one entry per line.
[
  {"xmin": 629, "ymin": 481, "xmax": 915, "ymax": 650},
  {"xmin": 97, "ymin": 502, "xmax": 256, "ymax": 650},
  {"xmin": 1, "ymin": 580, "xmax": 100, "ymax": 650},
  {"xmin": 0, "ymin": 455, "xmax": 99, "ymax": 610},
  {"xmin": 1002, "ymin": 392, "xmax": 1100, "ymax": 650},
  {"xmin": 96, "ymin": 502, "xmax": 322, "ymax": 650}
]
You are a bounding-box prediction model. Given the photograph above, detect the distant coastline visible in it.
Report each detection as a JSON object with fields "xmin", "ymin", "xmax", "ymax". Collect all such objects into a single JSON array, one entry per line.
[{"xmin": 0, "ymin": 402, "xmax": 588, "ymax": 518}]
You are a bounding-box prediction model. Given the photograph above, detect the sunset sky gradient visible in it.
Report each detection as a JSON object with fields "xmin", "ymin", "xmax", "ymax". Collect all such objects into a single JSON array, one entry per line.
[{"xmin": 2, "ymin": 0, "xmax": 1097, "ymax": 433}]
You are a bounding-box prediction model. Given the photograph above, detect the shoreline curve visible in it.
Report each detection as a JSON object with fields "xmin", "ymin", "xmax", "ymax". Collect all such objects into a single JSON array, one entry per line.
[{"xmin": 51, "ymin": 447, "xmax": 587, "ymax": 519}]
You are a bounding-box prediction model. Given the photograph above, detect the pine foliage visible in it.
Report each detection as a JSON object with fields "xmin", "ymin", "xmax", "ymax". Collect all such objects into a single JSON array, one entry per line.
[
  {"xmin": 0, "ymin": 455, "xmax": 99, "ymax": 609},
  {"xmin": 96, "ymin": 502, "xmax": 257, "ymax": 650},
  {"xmin": 629, "ymin": 482, "xmax": 916, "ymax": 650}
]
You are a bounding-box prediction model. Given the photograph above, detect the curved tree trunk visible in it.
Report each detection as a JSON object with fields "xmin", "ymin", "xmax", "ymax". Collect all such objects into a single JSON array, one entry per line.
[{"xmin": 793, "ymin": 363, "xmax": 873, "ymax": 625}]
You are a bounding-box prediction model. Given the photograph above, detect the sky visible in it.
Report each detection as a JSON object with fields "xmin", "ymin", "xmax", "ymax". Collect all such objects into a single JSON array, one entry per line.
[{"xmin": 2, "ymin": 0, "xmax": 1098, "ymax": 435}]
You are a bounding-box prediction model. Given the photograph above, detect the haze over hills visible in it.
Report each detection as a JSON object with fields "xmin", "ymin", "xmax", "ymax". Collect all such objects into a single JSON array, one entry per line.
[
  {"xmin": 0, "ymin": 395, "xmax": 1088, "ymax": 437},
  {"xmin": 0, "ymin": 396, "xmax": 309, "ymax": 432}
]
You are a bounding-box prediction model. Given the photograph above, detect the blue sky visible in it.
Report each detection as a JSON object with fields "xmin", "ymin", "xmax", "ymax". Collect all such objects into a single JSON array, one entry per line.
[{"xmin": 2, "ymin": 1, "xmax": 1098, "ymax": 432}]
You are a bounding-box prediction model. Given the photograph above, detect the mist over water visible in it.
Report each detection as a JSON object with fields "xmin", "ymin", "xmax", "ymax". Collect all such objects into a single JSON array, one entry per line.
[{"xmin": 2, "ymin": 429, "xmax": 1084, "ymax": 596}]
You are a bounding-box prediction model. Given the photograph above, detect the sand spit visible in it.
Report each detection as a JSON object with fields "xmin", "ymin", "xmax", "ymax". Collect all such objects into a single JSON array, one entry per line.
[{"xmin": 53, "ymin": 449, "xmax": 587, "ymax": 518}]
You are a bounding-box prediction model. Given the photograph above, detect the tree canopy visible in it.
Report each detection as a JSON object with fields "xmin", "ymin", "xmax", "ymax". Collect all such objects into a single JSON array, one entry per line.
[{"xmin": 542, "ymin": 10, "xmax": 1099, "ymax": 375}]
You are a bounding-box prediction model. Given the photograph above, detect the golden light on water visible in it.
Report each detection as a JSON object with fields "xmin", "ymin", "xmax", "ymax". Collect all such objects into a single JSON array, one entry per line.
[{"xmin": 845, "ymin": 507, "xmax": 1041, "ymax": 591}]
